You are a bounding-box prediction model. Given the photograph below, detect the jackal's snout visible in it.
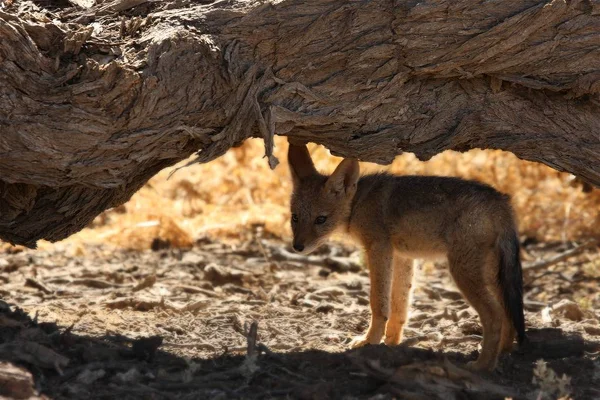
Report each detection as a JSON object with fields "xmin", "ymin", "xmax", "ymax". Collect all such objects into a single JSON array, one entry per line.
[
  {"xmin": 291, "ymin": 226, "xmax": 318, "ymax": 254},
  {"xmin": 292, "ymin": 242, "xmax": 305, "ymax": 252}
]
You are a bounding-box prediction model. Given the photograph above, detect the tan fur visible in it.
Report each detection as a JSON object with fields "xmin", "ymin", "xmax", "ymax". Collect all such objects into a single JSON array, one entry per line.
[{"xmin": 288, "ymin": 144, "xmax": 523, "ymax": 371}]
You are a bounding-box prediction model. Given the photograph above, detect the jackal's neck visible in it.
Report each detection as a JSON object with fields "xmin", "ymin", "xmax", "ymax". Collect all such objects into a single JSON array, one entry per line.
[
  {"xmin": 350, "ymin": 174, "xmax": 379, "ymax": 207},
  {"xmin": 345, "ymin": 174, "xmax": 388, "ymax": 236}
]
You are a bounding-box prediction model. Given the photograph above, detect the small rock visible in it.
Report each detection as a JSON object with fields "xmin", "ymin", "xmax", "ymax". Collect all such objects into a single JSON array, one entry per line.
[
  {"xmin": 306, "ymin": 293, "xmax": 327, "ymax": 302},
  {"xmin": 437, "ymin": 288, "xmax": 463, "ymax": 301},
  {"xmin": 318, "ymin": 268, "xmax": 330, "ymax": 277},
  {"xmin": 541, "ymin": 306, "xmax": 553, "ymax": 323},
  {"xmin": 204, "ymin": 264, "xmax": 245, "ymax": 286},
  {"xmin": 421, "ymin": 287, "xmax": 442, "ymax": 301},
  {"xmin": 552, "ymin": 299, "xmax": 584, "ymax": 321},
  {"xmin": 344, "ymin": 280, "xmax": 363, "ymax": 291},
  {"xmin": 0, "ymin": 362, "xmax": 35, "ymax": 399},
  {"xmin": 300, "ymin": 299, "xmax": 318, "ymax": 308},
  {"xmin": 456, "ymin": 309, "xmax": 473, "ymax": 320},
  {"xmin": 180, "ymin": 252, "xmax": 206, "ymax": 267},
  {"xmin": 356, "ymin": 295, "xmax": 370, "ymax": 306},
  {"xmin": 426, "ymin": 331, "xmax": 444, "ymax": 342},
  {"xmin": 459, "ymin": 320, "xmax": 482, "ymax": 336},
  {"xmin": 315, "ymin": 302, "xmax": 335, "ymax": 313},
  {"xmin": 584, "ymin": 325, "xmax": 600, "ymax": 336}
]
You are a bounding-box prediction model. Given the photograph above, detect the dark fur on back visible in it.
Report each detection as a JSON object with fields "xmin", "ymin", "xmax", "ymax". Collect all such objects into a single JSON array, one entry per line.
[{"xmin": 354, "ymin": 173, "xmax": 505, "ymax": 200}]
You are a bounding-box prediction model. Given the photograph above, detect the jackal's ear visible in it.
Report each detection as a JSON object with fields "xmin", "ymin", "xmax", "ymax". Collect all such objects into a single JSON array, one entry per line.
[
  {"xmin": 288, "ymin": 144, "xmax": 318, "ymax": 185},
  {"xmin": 326, "ymin": 159, "xmax": 359, "ymax": 196}
]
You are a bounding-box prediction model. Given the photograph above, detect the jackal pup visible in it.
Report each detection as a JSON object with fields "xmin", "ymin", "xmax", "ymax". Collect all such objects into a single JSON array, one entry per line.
[{"xmin": 287, "ymin": 144, "xmax": 525, "ymax": 371}]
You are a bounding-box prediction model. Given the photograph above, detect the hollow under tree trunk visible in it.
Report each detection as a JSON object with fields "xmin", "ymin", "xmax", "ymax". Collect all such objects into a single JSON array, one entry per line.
[{"xmin": 1, "ymin": 0, "xmax": 599, "ymax": 247}]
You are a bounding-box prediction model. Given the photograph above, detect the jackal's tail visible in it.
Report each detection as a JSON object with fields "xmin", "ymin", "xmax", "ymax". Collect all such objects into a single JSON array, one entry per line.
[{"xmin": 498, "ymin": 228, "xmax": 526, "ymax": 345}]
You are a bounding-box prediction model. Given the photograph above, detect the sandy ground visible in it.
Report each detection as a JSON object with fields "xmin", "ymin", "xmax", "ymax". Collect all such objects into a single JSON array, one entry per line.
[{"xmin": 1, "ymin": 232, "xmax": 600, "ymax": 399}]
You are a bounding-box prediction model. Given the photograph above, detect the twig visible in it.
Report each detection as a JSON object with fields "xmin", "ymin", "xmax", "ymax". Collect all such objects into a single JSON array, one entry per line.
[
  {"xmin": 175, "ymin": 285, "xmax": 221, "ymax": 298},
  {"xmin": 268, "ymin": 246, "xmax": 361, "ymax": 272},
  {"xmin": 104, "ymin": 298, "xmax": 179, "ymax": 311},
  {"xmin": 24, "ymin": 278, "xmax": 52, "ymax": 294},
  {"xmin": 523, "ymin": 240, "xmax": 598, "ymax": 272},
  {"xmin": 245, "ymin": 321, "xmax": 258, "ymax": 359},
  {"xmin": 71, "ymin": 278, "xmax": 129, "ymax": 289},
  {"xmin": 87, "ymin": 39, "xmax": 128, "ymax": 46},
  {"xmin": 238, "ymin": 321, "xmax": 261, "ymax": 379},
  {"xmin": 524, "ymin": 300, "xmax": 547, "ymax": 311},
  {"xmin": 132, "ymin": 275, "xmax": 156, "ymax": 292},
  {"xmin": 180, "ymin": 300, "xmax": 210, "ymax": 313},
  {"xmin": 257, "ymin": 239, "xmax": 280, "ymax": 269},
  {"xmin": 60, "ymin": 320, "xmax": 79, "ymax": 338}
]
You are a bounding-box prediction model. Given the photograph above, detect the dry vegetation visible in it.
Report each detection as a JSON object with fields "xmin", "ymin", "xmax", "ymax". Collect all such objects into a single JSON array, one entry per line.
[
  {"xmin": 54, "ymin": 136, "xmax": 600, "ymax": 251},
  {"xmin": 2, "ymin": 139, "xmax": 600, "ymax": 399}
]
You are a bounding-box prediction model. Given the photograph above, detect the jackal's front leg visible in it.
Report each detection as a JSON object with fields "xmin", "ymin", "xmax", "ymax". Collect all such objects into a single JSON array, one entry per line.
[
  {"xmin": 350, "ymin": 243, "xmax": 393, "ymax": 348},
  {"xmin": 384, "ymin": 256, "xmax": 414, "ymax": 346}
]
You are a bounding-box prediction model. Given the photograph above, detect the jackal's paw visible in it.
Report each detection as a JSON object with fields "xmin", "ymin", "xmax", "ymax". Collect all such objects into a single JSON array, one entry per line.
[
  {"xmin": 349, "ymin": 335, "xmax": 378, "ymax": 349},
  {"xmin": 383, "ymin": 334, "xmax": 402, "ymax": 346}
]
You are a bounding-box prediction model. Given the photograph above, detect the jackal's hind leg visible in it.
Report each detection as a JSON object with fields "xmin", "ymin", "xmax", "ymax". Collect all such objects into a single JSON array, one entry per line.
[{"xmin": 448, "ymin": 247, "xmax": 504, "ymax": 371}]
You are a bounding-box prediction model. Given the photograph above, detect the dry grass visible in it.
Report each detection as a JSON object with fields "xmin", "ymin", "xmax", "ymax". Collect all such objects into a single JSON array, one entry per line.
[{"xmin": 49, "ymin": 136, "xmax": 600, "ymax": 250}]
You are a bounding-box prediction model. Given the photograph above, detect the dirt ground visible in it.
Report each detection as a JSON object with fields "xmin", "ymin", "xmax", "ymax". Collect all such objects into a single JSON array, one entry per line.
[{"xmin": 1, "ymin": 230, "xmax": 600, "ymax": 399}]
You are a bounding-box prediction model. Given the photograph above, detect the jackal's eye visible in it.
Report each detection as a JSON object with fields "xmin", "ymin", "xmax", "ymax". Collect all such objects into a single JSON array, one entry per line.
[
  {"xmin": 291, "ymin": 214, "xmax": 298, "ymax": 223},
  {"xmin": 315, "ymin": 216, "xmax": 327, "ymax": 225}
]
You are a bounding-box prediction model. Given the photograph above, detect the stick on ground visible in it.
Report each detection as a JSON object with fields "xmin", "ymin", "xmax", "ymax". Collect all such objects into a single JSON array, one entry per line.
[{"xmin": 523, "ymin": 240, "xmax": 598, "ymax": 272}]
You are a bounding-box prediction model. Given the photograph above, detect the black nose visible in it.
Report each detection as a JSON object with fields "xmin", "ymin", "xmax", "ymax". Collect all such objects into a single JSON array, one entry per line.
[{"xmin": 293, "ymin": 243, "xmax": 304, "ymax": 252}]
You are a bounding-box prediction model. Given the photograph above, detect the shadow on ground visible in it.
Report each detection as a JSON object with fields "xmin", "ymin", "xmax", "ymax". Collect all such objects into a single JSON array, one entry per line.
[{"xmin": 1, "ymin": 302, "xmax": 599, "ymax": 400}]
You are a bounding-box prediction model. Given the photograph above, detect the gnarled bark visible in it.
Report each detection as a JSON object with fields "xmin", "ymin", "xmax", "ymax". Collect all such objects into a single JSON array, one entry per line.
[{"xmin": 1, "ymin": 0, "xmax": 599, "ymax": 247}]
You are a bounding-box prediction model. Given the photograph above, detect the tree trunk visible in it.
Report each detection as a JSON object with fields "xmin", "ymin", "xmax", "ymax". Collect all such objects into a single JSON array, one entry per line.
[{"xmin": 1, "ymin": 0, "xmax": 599, "ymax": 247}]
